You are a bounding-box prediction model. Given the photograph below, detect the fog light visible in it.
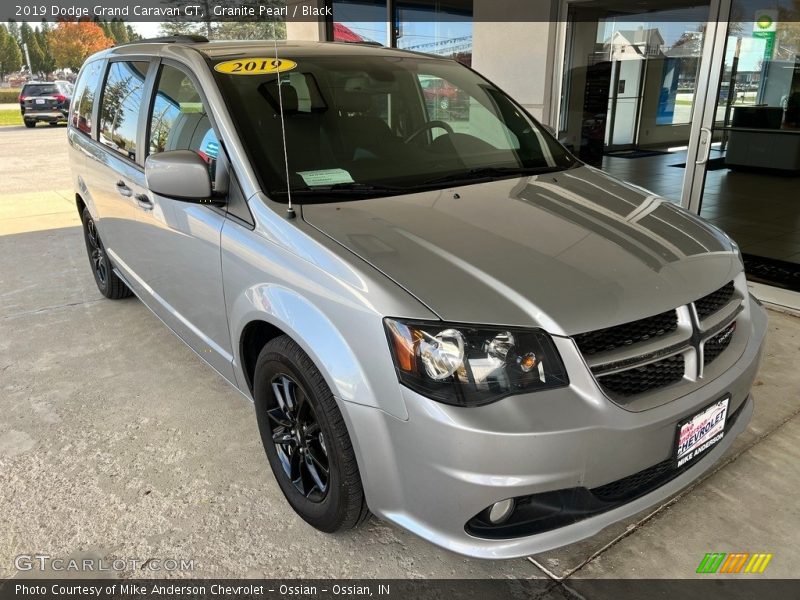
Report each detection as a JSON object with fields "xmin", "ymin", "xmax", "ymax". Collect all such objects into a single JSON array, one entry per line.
[{"xmin": 487, "ymin": 498, "xmax": 516, "ymax": 524}]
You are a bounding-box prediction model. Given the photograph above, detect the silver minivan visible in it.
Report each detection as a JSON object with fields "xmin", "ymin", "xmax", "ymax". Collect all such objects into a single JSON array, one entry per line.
[{"xmin": 68, "ymin": 37, "xmax": 767, "ymax": 559}]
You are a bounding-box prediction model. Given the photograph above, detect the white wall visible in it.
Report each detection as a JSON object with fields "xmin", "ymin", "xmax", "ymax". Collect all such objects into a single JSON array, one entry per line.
[
  {"xmin": 472, "ymin": 1, "xmax": 557, "ymax": 124},
  {"xmin": 285, "ymin": 1, "xmax": 326, "ymax": 41}
]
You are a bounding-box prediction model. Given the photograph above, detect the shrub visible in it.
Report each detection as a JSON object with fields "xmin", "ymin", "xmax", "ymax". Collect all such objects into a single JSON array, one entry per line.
[{"xmin": 0, "ymin": 89, "xmax": 21, "ymax": 103}]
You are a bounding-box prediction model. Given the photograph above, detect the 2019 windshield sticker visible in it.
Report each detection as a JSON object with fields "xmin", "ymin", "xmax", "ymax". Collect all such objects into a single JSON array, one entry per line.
[{"xmin": 214, "ymin": 59, "xmax": 298, "ymax": 75}]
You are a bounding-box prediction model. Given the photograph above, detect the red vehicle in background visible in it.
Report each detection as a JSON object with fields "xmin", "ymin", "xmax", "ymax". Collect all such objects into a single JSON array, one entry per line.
[{"xmin": 419, "ymin": 75, "xmax": 468, "ymax": 112}]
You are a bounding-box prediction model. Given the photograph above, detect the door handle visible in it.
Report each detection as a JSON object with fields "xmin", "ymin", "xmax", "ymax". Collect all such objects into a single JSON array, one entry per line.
[
  {"xmin": 115, "ymin": 180, "xmax": 132, "ymax": 197},
  {"xmin": 135, "ymin": 194, "xmax": 154, "ymax": 210},
  {"xmin": 695, "ymin": 127, "xmax": 713, "ymax": 165}
]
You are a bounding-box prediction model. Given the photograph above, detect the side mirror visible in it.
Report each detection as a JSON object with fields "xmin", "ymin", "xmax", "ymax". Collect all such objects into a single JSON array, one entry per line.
[{"xmin": 145, "ymin": 150, "xmax": 214, "ymax": 203}]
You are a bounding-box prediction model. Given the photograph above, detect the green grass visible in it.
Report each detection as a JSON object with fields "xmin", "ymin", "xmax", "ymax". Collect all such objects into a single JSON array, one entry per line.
[{"xmin": 0, "ymin": 109, "xmax": 23, "ymax": 126}]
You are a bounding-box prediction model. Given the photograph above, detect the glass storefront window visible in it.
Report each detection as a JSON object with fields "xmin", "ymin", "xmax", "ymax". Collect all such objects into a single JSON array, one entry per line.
[
  {"xmin": 697, "ymin": 1, "xmax": 800, "ymax": 289},
  {"xmin": 331, "ymin": 0, "xmax": 390, "ymax": 46},
  {"xmin": 331, "ymin": 0, "xmax": 473, "ymax": 66},
  {"xmin": 395, "ymin": 2, "xmax": 473, "ymax": 66},
  {"xmin": 559, "ymin": 2, "xmax": 711, "ymax": 184}
]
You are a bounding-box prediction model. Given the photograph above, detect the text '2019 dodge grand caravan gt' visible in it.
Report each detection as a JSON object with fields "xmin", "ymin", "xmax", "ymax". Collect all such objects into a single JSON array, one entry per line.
[{"xmin": 67, "ymin": 37, "xmax": 767, "ymax": 559}]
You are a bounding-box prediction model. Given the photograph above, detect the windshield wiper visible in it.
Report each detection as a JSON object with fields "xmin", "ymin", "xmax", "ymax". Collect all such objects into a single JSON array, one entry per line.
[
  {"xmin": 422, "ymin": 166, "xmax": 563, "ymax": 186},
  {"xmin": 273, "ymin": 182, "xmax": 406, "ymax": 197}
]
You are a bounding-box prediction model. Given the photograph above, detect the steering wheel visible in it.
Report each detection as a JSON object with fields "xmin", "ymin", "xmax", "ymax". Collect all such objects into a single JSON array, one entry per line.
[{"xmin": 404, "ymin": 120, "xmax": 454, "ymax": 144}]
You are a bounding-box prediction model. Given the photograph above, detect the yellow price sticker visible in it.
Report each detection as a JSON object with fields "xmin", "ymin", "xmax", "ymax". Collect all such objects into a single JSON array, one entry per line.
[{"xmin": 214, "ymin": 58, "xmax": 297, "ymax": 75}]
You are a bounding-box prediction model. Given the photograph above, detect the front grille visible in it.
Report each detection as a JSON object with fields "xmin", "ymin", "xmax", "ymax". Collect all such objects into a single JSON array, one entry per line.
[
  {"xmin": 597, "ymin": 354, "xmax": 684, "ymax": 396},
  {"xmin": 573, "ymin": 280, "xmax": 742, "ymax": 401},
  {"xmin": 704, "ymin": 321, "xmax": 736, "ymax": 366},
  {"xmin": 592, "ymin": 458, "xmax": 673, "ymax": 502},
  {"xmin": 573, "ymin": 309, "xmax": 678, "ymax": 357},
  {"xmin": 695, "ymin": 281, "xmax": 735, "ymax": 320}
]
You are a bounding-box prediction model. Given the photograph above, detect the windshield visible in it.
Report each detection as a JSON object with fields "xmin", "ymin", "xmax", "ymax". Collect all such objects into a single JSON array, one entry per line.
[{"xmin": 211, "ymin": 53, "xmax": 577, "ymax": 201}]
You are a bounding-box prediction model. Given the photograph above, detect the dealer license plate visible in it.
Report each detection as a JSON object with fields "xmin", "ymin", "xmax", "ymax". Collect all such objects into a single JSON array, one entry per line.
[{"xmin": 676, "ymin": 396, "xmax": 729, "ymax": 467}]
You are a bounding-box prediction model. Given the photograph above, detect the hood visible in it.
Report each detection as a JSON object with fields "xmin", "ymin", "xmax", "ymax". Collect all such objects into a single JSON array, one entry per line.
[{"xmin": 301, "ymin": 166, "xmax": 741, "ymax": 335}]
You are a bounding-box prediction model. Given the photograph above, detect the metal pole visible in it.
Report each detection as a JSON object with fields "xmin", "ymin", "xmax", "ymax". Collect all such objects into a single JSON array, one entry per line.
[{"xmin": 23, "ymin": 42, "xmax": 32, "ymax": 75}]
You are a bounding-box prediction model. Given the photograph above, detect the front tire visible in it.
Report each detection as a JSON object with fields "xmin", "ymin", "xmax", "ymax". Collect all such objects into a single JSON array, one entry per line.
[
  {"xmin": 80, "ymin": 208, "xmax": 132, "ymax": 299},
  {"xmin": 253, "ymin": 335, "xmax": 369, "ymax": 533}
]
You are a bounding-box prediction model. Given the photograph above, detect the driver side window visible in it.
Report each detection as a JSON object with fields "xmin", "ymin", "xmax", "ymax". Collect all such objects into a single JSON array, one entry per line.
[
  {"xmin": 416, "ymin": 74, "xmax": 520, "ymax": 150},
  {"xmin": 148, "ymin": 64, "xmax": 219, "ymax": 184}
]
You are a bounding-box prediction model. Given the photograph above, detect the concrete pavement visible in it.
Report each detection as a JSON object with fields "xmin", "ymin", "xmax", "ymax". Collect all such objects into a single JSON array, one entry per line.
[{"xmin": 1, "ymin": 125, "xmax": 799, "ymax": 581}]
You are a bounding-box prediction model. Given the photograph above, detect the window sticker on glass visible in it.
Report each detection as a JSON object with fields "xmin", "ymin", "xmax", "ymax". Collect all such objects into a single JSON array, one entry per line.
[
  {"xmin": 297, "ymin": 169, "xmax": 355, "ymax": 187},
  {"xmin": 214, "ymin": 58, "xmax": 297, "ymax": 75}
]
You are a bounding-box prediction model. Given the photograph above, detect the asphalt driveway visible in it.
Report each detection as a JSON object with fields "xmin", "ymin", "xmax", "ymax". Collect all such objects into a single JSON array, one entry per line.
[{"xmin": 1, "ymin": 125, "xmax": 799, "ymax": 581}]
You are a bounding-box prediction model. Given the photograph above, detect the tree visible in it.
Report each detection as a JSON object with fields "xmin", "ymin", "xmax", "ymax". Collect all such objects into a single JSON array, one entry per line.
[
  {"xmin": 35, "ymin": 25, "xmax": 55, "ymax": 75},
  {"xmin": 215, "ymin": 22, "xmax": 286, "ymax": 40},
  {"xmin": 159, "ymin": 21, "xmax": 204, "ymax": 38},
  {"xmin": 96, "ymin": 19, "xmax": 113, "ymax": 40},
  {"xmin": 126, "ymin": 26, "xmax": 141, "ymax": 42},
  {"xmin": 7, "ymin": 20, "xmax": 20, "ymax": 43},
  {"xmin": 19, "ymin": 22, "xmax": 35, "ymax": 72},
  {"xmin": 48, "ymin": 21, "xmax": 113, "ymax": 72},
  {"xmin": 19, "ymin": 22, "xmax": 33, "ymax": 45},
  {"xmin": 0, "ymin": 25, "xmax": 23, "ymax": 80},
  {"xmin": 26, "ymin": 31, "xmax": 45, "ymax": 76},
  {"xmin": 110, "ymin": 20, "xmax": 129, "ymax": 44},
  {"xmin": 159, "ymin": 0, "xmax": 287, "ymax": 40}
]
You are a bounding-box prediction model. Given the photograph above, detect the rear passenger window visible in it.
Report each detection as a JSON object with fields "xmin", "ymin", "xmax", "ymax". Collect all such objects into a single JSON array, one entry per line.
[
  {"xmin": 99, "ymin": 61, "xmax": 149, "ymax": 161},
  {"xmin": 70, "ymin": 61, "xmax": 104, "ymax": 136},
  {"xmin": 148, "ymin": 65, "xmax": 219, "ymax": 182}
]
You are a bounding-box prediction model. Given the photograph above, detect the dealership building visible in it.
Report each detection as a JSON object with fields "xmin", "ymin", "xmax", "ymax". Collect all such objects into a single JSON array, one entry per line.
[{"xmin": 285, "ymin": 0, "xmax": 800, "ymax": 305}]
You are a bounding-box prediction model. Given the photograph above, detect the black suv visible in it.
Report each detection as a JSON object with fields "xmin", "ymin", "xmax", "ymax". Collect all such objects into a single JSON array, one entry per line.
[{"xmin": 19, "ymin": 81, "xmax": 73, "ymax": 128}]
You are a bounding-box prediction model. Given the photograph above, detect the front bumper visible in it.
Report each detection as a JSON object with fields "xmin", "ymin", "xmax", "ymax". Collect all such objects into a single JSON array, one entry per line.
[{"xmin": 341, "ymin": 296, "xmax": 767, "ymax": 559}]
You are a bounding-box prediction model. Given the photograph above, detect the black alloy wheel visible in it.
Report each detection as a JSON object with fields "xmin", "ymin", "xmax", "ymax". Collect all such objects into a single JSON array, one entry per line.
[
  {"xmin": 253, "ymin": 335, "xmax": 369, "ymax": 532},
  {"xmin": 268, "ymin": 373, "xmax": 330, "ymax": 502},
  {"xmin": 80, "ymin": 208, "xmax": 132, "ymax": 299},
  {"xmin": 85, "ymin": 217, "xmax": 108, "ymax": 287}
]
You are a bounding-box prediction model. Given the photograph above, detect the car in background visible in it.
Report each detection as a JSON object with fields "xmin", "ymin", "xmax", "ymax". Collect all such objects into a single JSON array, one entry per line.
[
  {"xmin": 419, "ymin": 74, "xmax": 467, "ymax": 112},
  {"xmin": 19, "ymin": 81, "xmax": 72, "ymax": 128}
]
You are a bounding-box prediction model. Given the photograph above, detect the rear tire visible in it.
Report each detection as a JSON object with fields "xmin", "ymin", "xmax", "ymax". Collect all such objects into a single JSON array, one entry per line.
[
  {"xmin": 80, "ymin": 208, "xmax": 132, "ymax": 300},
  {"xmin": 253, "ymin": 335, "xmax": 369, "ymax": 533},
  {"xmin": 24, "ymin": 120, "xmax": 35, "ymax": 128}
]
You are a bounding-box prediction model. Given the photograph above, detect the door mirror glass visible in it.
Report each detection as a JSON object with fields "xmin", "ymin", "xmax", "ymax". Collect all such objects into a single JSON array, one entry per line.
[{"xmin": 145, "ymin": 150, "xmax": 213, "ymax": 202}]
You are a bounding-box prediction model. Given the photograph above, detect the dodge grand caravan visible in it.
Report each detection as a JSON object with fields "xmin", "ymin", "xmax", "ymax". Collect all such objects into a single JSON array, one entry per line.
[{"xmin": 67, "ymin": 37, "xmax": 767, "ymax": 559}]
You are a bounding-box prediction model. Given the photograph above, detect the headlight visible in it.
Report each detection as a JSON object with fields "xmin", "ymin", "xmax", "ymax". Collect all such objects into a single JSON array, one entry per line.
[{"xmin": 384, "ymin": 318, "xmax": 569, "ymax": 407}]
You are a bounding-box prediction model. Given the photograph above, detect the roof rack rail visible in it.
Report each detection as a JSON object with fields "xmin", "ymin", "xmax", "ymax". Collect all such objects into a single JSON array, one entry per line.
[{"xmin": 117, "ymin": 35, "xmax": 209, "ymax": 46}]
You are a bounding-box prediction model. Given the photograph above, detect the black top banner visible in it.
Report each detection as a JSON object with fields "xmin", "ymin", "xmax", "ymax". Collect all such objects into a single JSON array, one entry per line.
[{"xmin": 6, "ymin": 0, "xmax": 800, "ymax": 25}]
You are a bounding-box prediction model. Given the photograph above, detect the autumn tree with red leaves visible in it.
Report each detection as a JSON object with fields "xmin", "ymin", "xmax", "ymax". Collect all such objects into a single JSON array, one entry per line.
[{"xmin": 47, "ymin": 21, "xmax": 113, "ymax": 72}]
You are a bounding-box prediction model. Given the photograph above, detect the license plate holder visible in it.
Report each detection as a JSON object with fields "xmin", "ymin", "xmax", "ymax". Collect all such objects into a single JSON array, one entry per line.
[{"xmin": 675, "ymin": 395, "xmax": 729, "ymax": 467}]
